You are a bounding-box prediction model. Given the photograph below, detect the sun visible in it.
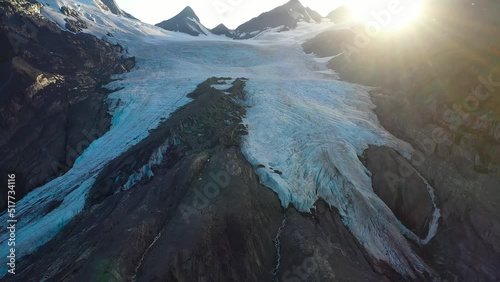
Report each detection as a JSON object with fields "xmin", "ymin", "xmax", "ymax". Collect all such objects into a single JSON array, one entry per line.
[{"xmin": 347, "ymin": 0, "xmax": 423, "ymax": 30}]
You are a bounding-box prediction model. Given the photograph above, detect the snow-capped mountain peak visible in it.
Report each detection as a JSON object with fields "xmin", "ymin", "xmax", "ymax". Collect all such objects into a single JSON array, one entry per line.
[
  {"xmin": 234, "ymin": 0, "xmax": 323, "ymax": 39},
  {"xmin": 155, "ymin": 6, "xmax": 210, "ymax": 36},
  {"xmin": 174, "ymin": 6, "xmax": 199, "ymax": 21},
  {"xmin": 98, "ymin": 0, "xmax": 136, "ymax": 19},
  {"xmin": 211, "ymin": 23, "xmax": 235, "ymax": 38}
]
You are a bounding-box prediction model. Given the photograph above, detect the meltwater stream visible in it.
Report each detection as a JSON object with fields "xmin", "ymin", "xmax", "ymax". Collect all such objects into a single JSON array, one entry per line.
[{"xmin": 1, "ymin": 1, "xmax": 440, "ymax": 278}]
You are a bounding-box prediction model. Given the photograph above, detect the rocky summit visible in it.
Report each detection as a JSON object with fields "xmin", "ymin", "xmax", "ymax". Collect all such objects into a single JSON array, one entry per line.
[
  {"xmin": 155, "ymin": 6, "xmax": 209, "ymax": 36},
  {"xmin": 234, "ymin": 0, "xmax": 323, "ymax": 39}
]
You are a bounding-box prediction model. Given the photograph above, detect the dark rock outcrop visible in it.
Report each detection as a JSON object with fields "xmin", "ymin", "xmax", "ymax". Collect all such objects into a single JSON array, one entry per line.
[
  {"xmin": 302, "ymin": 29, "xmax": 354, "ymax": 57},
  {"xmin": 155, "ymin": 6, "xmax": 209, "ymax": 36},
  {"xmin": 278, "ymin": 202, "xmax": 388, "ymax": 282},
  {"xmin": 99, "ymin": 0, "xmax": 137, "ymax": 19},
  {"xmin": 364, "ymin": 145, "xmax": 434, "ymax": 238},
  {"xmin": 368, "ymin": 89, "xmax": 500, "ymax": 282},
  {"xmin": 0, "ymin": 0, "xmax": 135, "ymax": 210}
]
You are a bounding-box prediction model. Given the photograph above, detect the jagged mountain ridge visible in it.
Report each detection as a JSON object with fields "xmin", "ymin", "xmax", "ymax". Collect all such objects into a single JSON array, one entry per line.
[
  {"xmin": 155, "ymin": 0, "xmax": 324, "ymax": 38},
  {"xmin": 234, "ymin": 0, "xmax": 323, "ymax": 39},
  {"xmin": 0, "ymin": 0, "xmax": 135, "ymax": 211}
]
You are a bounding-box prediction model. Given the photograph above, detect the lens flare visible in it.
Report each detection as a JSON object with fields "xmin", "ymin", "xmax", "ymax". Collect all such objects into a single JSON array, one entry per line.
[{"xmin": 347, "ymin": 0, "xmax": 423, "ymax": 30}]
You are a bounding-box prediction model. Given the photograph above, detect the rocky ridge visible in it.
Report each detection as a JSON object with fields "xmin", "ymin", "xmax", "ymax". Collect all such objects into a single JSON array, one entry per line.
[{"xmin": 0, "ymin": 0, "xmax": 135, "ymax": 210}]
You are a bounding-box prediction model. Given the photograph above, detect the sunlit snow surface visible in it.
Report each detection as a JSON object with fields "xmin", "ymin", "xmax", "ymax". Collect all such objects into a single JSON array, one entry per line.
[{"xmin": 0, "ymin": 0, "xmax": 439, "ymax": 278}]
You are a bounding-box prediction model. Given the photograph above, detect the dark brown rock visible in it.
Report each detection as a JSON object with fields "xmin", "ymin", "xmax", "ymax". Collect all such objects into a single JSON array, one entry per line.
[
  {"xmin": 278, "ymin": 202, "xmax": 388, "ymax": 282},
  {"xmin": 0, "ymin": 0, "xmax": 135, "ymax": 210},
  {"xmin": 367, "ymin": 89, "xmax": 500, "ymax": 281},
  {"xmin": 365, "ymin": 145, "xmax": 434, "ymax": 238}
]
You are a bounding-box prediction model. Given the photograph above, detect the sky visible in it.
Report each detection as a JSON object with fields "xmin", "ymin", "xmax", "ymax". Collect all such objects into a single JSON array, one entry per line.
[{"xmin": 115, "ymin": 0, "xmax": 342, "ymax": 29}]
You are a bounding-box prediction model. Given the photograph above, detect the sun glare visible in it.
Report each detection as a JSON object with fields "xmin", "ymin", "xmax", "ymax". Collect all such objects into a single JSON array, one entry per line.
[{"xmin": 347, "ymin": 0, "xmax": 423, "ymax": 30}]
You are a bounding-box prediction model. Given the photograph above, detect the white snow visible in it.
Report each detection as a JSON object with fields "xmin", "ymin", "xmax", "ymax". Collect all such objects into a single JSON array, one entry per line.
[
  {"xmin": 186, "ymin": 17, "xmax": 212, "ymax": 36},
  {"xmin": 0, "ymin": 0, "xmax": 440, "ymax": 279},
  {"xmin": 123, "ymin": 138, "xmax": 177, "ymax": 191},
  {"xmin": 211, "ymin": 84, "xmax": 232, "ymax": 91}
]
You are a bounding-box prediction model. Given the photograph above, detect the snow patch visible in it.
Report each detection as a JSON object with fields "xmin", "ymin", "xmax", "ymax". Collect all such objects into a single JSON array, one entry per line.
[{"xmin": 123, "ymin": 137, "xmax": 177, "ymax": 191}]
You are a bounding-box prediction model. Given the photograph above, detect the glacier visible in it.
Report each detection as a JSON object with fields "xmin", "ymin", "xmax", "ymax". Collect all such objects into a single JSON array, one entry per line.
[
  {"xmin": 241, "ymin": 79, "xmax": 437, "ymax": 277},
  {"xmin": 0, "ymin": 0, "xmax": 440, "ymax": 279}
]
